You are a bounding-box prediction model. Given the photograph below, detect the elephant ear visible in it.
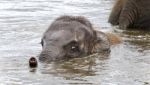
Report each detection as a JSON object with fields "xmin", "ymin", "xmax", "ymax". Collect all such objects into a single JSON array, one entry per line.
[{"xmin": 92, "ymin": 31, "xmax": 110, "ymax": 53}]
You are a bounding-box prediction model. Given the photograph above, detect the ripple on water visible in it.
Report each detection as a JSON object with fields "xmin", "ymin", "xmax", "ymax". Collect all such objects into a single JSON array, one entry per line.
[{"xmin": 0, "ymin": 0, "xmax": 150, "ymax": 85}]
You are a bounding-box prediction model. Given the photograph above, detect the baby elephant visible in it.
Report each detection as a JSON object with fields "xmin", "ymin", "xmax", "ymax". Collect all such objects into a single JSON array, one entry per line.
[
  {"xmin": 109, "ymin": 0, "xmax": 150, "ymax": 29},
  {"xmin": 39, "ymin": 16, "xmax": 121, "ymax": 62}
]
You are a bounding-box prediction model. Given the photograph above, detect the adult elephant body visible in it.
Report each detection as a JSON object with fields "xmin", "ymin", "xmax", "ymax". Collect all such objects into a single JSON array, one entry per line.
[{"xmin": 109, "ymin": 0, "xmax": 150, "ymax": 29}]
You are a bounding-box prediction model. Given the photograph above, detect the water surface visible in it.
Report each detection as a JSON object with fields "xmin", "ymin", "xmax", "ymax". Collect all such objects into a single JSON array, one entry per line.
[{"xmin": 0, "ymin": 0, "xmax": 150, "ymax": 85}]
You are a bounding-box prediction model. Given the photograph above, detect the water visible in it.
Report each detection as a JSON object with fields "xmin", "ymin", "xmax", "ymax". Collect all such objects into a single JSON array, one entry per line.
[{"xmin": 0, "ymin": 0, "xmax": 150, "ymax": 85}]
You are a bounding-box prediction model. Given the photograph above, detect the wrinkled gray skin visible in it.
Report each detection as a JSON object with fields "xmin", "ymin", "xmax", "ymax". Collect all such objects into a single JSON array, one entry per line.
[
  {"xmin": 39, "ymin": 16, "xmax": 110, "ymax": 62},
  {"xmin": 109, "ymin": 0, "xmax": 150, "ymax": 29}
]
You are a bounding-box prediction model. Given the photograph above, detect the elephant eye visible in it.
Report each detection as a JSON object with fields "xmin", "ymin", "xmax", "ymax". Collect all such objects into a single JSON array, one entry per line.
[
  {"xmin": 63, "ymin": 40, "xmax": 80, "ymax": 52},
  {"xmin": 41, "ymin": 39, "xmax": 44, "ymax": 46},
  {"xmin": 71, "ymin": 45, "xmax": 79, "ymax": 52}
]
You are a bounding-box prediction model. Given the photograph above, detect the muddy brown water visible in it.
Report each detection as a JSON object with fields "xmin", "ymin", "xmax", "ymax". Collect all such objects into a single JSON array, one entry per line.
[{"xmin": 0, "ymin": 0, "xmax": 150, "ymax": 85}]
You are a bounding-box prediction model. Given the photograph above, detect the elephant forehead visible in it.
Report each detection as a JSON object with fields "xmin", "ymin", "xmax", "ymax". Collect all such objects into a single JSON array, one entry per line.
[
  {"xmin": 44, "ymin": 30, "xmax": 86, "ymax": 44},
  {"xmin": 44, "ymin": 30, "xmax": 73, "ymax": 43},
  {"xmin": 50, "ymin": 30, "xmax": 73, "ymax": 39}
]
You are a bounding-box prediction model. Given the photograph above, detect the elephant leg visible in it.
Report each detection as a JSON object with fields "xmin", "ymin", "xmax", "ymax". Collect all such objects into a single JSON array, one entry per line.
[
  {"xmin": 108, "ymin": 0, "xmax": 126, "ymax": 25},
  {"xmin": 119, "ymin": 0, "xmax": 139, "ymax": 29}
]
